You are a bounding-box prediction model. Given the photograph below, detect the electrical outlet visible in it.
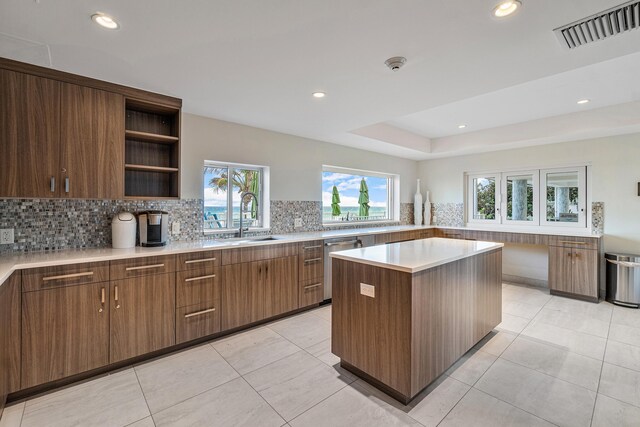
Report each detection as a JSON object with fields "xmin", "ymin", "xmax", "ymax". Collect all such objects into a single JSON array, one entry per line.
[
  {"xmin": 294, "ymin": 218, "xmax": 303, "ymax": 228},
  {"xmin": 0, "ymin": 228, "xmax": 14, "ymax": 245},
  {"xmin": 171, "ymin": 221, "xmax": 181, "ymax": 235},
  {"xmin": 360, "ymin": 283, "xmax": 375, "ymax": 298}
]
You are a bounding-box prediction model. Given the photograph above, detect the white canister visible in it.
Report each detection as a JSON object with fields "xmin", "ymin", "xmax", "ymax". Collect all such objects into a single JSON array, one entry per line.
[
  {"xmin": 414, "ymin": 179, "xmax": 423, "ymax": 226},
  {"xmin": 112, "ymin": 212, "xmax": 137, "ymax": 249}
]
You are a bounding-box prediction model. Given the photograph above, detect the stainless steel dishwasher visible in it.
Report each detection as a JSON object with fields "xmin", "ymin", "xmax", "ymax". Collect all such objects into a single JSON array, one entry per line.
[{"xmin": 324, "ymin": 235, "xmax": 375, "ymax": 301}]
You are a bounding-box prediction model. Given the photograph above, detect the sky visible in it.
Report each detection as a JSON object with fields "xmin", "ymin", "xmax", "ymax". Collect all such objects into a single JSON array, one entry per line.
[{"xmin": 322, "ymin": 172, "xmax": 388, "ymax": 208}]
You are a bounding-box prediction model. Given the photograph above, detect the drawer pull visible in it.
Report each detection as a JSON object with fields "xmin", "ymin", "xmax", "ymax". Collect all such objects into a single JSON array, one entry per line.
[
  {"xmin": 304, "ymin": 283, "xmax": 322, "ymax": 290},
  {"xmin": 558, "ymin": 240, "xmax": 588, "ymax": 245},
  {"xmin": 42, "ymin": 271, "xmax": 94, "ymax": 282},
  {"xmin": 185, "ymin": 257, "xmax": 217, "ymax": 264},
  {"xmin": 304, "ymin": 258, "xmax": 322, "ymax": 264},
  {"xmin": 303, "ymin": 245, "xmax": 322, "ymax": 250},
  {"xmin": 185, "ymin": 274, "xmax": 216, "ymax": 283},
  {"xmin": 184, "ymin": 307, "xmax": 216, "ymax": 318},
  {"xmin": 125, "ymin": 263, "xmax": 165, "ymax": 271}
]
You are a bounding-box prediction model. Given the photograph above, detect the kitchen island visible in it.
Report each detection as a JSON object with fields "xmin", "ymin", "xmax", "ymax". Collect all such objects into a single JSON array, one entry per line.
[{"xmin": 330, "ymin": 237, "xmax": 503, "ymax": 403}]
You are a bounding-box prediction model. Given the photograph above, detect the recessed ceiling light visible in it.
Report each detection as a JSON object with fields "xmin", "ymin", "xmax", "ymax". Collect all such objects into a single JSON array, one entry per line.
[
  {"xmin": 312, "ymin": 92, "xmax": 326, "ymax": 98},
  {"xmin": 493, "ymin": 1, "xmax": 521, "ymax": 18},
  {"xmin": 577, "ymin": 99, "xmax": 590, "ymax": 104},
  {"xmin": 458, "ymin": 124, "xmax": 467, "ymax": 129},
  {"xmin": 91, "ymin": 12, "xmax": 119, "ymax": 30}
]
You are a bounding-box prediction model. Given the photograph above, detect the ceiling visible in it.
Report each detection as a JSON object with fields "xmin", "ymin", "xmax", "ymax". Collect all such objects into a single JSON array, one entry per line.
[{"xmin": 1, "ymin": 0, "xmax": 640, "ymax": 160}]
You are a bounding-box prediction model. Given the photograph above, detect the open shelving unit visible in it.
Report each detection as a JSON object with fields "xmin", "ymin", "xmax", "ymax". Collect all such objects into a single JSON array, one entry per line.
[{"xmin": 124, "ymin": 99, "xmax": 180, "ymax": 199}]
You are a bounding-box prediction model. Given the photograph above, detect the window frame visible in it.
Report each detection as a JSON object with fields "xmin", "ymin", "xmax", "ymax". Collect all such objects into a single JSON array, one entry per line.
[
  {"xmin": 539, "ymin": 166, "xmax": 587, "ymax": 228},
  {"xmin": 203, "ymin": 161, "xmax": 269, "ymax": 233},
  {"xmin": 465, "ymin": 165, "xmax": 589, "ymax": 230},
  {"xmin": 501, "ymin": 170, "xmax": 540, "ymax": 226},
  {"xmin": 322, "ymin": 165, "xmax": 399, "ymax": 225},
  {"xmin": 466, "ymin": 173, "xmax": 501, "ymax": 225}
]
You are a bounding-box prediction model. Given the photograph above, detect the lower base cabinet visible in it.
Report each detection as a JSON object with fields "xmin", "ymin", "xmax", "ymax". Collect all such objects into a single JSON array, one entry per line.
[
  {"xmin": 21, "ymin": 282, "xmax": 109, "ymax": 389},
  {"xmin": 110, "ymin": 273, "xmax": 176, "ymax": 363},
  {"xmin": 176, "ymin": 301, "xmax": 221, "ymax": 344},
  {"xmin": 549, "ymin": 246, "xmax": 598, "ymax": 300},
  {"xmin": 222, "ymin": 256, "xmax": 298, "ymax": 330},
  {"xmin": 1, "ymin": 273, "xmax": 21, "ymax": 409}
]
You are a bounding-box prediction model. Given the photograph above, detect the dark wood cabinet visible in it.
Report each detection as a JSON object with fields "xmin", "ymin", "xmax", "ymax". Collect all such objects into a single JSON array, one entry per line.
[
  {"xmin": 0, "ymin": 69, "xmax": 60, "ymax": 198},
  {"xmin": 222, "ymin": 255, "xmax": 299, "ymax": 330},
  {"xmin": 110, "ymin": 273, "xmax": 175, "ymax": 363},
  {"xmin": 549, "ymin": 246, "xmax": 598, "ymax": 301},
  {"xmin": 21, "ymin": 282, "xmax": 109, "ymax": 389},
  {"xmin": 60, "ymin": 84, "xmax": 124, "ymax": 199},
  {"xmin": 264, "ymin": 256, "xmax": 298, "ymax": 318},
  {"xmin": 0, "ymin": 273, "xmax": 21, "ymax": 412},
  {"xmin": 1, "ymin": 57, "xmax": 181, "ymax": 200}
]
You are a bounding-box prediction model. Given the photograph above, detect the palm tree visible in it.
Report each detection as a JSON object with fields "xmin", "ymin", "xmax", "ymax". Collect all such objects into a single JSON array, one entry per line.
[{"xmin": 206, "ymin": 167, "xmax": 259, "ymax": 218}]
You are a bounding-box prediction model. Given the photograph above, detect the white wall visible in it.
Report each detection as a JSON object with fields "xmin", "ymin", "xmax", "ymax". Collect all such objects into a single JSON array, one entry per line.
[
  {"xmin": 181, "ymin": 113, "xmax": 418, "ymax": 203},
  {"xmin": 418, "ymin": 133, "xmax": 640, "ymax": 255}
]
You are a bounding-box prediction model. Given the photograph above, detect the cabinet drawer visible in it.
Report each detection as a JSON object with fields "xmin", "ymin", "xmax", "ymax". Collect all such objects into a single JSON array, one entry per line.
[
  {"xmin": 176, "ymin": 301, "xmax": 220, "ymax": 344},
  {"xmin": 299, "ymin": 278, "xmax": 324, "ymax": 308},
  {"xmin": 110, "ymin": 255, "xmax": 176, "ymax": 280},
  {"xmin": 176, "ymin": 266, "xmax": 220, "ymax": 308},
  {"xmin": 299, "ymin": 255, "xmax": 324, "ymax": 282},
  {"xmin": 22, "ymin": 262, "xmax": 110, "ymax": 292},
  {"xmin": 549, "ymin": 236, "xmax": 599, "ymax": 250},
  {"xmin": 299, "ymin": 240, "xmax": 323, "ymax": 258},
  {"xmin": 221, "ymin": 243, "xmax": 298, "ymax": 265},
  {"xmin": 176, "ymin": 250, "xmax": 221, "ymax": 271}
]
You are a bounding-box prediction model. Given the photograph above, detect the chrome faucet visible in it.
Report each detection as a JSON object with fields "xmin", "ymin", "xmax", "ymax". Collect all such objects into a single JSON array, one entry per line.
[{"xmin": 238, "ymin": 192, "xmax": 259, "ymax": 238}]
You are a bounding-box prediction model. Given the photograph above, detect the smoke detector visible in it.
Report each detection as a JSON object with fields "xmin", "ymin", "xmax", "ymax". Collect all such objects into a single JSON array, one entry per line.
[{"xmin": 384, "ymin": 56, "xmax": 407, "ymax": 71}]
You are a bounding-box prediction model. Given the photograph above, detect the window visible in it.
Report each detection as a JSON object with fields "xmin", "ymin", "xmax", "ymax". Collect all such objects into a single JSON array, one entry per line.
[
  {"xmin": 466, "ymin": 166, "xmax": 587, "ymax": 228},
  {"xmin": 322, "ymin": 166, "xmax": 397, "ymax": 223},
  {"xmin": 203, "ymin": 161, "xmax": 268, "ymax": 232}
]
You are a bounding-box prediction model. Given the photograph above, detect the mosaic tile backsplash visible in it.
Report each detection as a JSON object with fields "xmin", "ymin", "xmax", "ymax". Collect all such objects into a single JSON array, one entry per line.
[{"xmin": 0, "ymin": 199, "xmax": 414, "ymax": 253}]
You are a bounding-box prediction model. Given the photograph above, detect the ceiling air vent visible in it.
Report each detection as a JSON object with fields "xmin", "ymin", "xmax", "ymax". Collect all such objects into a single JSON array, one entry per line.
[{"xmin": 554, "ymin": 1, "xmax": 640, "ymax": 49}]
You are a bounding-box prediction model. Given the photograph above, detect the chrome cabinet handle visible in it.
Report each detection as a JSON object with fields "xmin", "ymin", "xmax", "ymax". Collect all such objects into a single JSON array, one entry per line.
[
  {"xmin": 304, "ymin": 283, "xmax": 322, "ymax": 290},
  {"xmin": 125, "ymin": 263, "xmax": 165, "ymax": 271},
  {"xmin": 42, "ymin": 271, "xmax": 94, "ymax": 282},
  {"xmin": 184, "ymin": 308, "xmax": 216, "ymax": 318},
  {"xmin": 303, "ymin": 245, "xmax": 322, "ymax": 250},
  {"xmin": 50, "ymin": 177, "xmax": 55, "ymax": 192},
  {"xmin": 559, "ymin": 240, "xmax": 588, "ymax": 245},
  {"xmin": 325, "ymin": 240, "xmax": 360, "ymax": 247},
  {"xmin": 185, "ymin": 274, "xmax": 216, "ymax": 282},
  {"xmin": 185, "ymin": 257, "xmax": 216, "ymax": 264},
  {"xmin": 304, "ymin": 258, "xmax": 322, "ymax": 264},
  {"xmin": 65, "ymin": 177, "xmax": 69, "ymax": 193},
  {"xmin": 99, "ymin": 287, "xmax": 105, "ymax": 313},
  {"xmin": 115, "ymin": 285, "xmax": 120, "ymax": 309}
]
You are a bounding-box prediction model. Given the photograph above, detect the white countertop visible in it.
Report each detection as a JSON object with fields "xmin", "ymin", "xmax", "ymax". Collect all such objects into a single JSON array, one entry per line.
[
  {"xmin": 0, "ymin": 225, "xmax": 434, "ymax": 286},
  {"xmin": 330, "ymin": 237, "xmax": 504, "ymax": 273},
  {"xmin": 439, "ymin": 225, "xmax": 603, "ymax": 238}
]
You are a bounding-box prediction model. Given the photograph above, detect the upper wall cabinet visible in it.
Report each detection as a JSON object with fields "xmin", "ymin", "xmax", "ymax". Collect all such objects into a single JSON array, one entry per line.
[
  {"xmin": 0, "ymin": 57, "xmax": 181, "ymax": 200},
  {"xmin": 0, "ymin": 69, "xmax": 61, "ymax": 198}
]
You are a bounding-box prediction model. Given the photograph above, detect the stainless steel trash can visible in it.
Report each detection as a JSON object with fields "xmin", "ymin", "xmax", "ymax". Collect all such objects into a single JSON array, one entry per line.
[{"xmin": 606, "ymin": 253, "xmax": 640, "ymax": 308}]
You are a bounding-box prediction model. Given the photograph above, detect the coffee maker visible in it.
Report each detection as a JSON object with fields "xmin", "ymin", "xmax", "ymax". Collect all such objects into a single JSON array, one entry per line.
[{"xmin": 138, "ymin": 211, "xmax": 168, "ymax": 247}]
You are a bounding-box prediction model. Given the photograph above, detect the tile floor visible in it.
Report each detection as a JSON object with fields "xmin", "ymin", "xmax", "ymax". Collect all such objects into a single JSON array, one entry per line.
[{"xmin": 2, "ymin": 283, "xmax": 640, "ymax": 427}]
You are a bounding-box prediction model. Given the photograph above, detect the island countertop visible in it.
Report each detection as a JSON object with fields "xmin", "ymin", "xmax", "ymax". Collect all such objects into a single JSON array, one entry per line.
[{"xmin": 329, "ymin": 237, "xmax": 504, "ymax": 273}]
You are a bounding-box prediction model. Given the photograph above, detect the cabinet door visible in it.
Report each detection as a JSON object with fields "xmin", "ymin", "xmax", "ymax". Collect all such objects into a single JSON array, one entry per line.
[
  {"xmin": 571, "ymin": 248, "xmax": 599, "ymax": 299},
  {"xmin": 264, "ymin": 256, "xmax": 299, "ymax": 318},
  {"xmin": 0, "ymin": 69, "xmax": 60, "ymax": 198},
  {"xmin": 548, "ymin": 246, "xmax": 572, "ymax": 293},
  {"xmin": 21, "ymin": 283, "xmax": 109, "ymax": 388},
  {"xmin": 110, "ymin": 273, "xmax": 175, "ymax": 363},
  {"xmin": 0, "ymin": 273, "xmax": 21, "ymax": 399},
  {"xmin": 221, "ymin": 262, "xmax": 262, "ymax": 330},
  {"xmin": 60, "ymin": 84, "xmax": 124, "ymax": 199}
]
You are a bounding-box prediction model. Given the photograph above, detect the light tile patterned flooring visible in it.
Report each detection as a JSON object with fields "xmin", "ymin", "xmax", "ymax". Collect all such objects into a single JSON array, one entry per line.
[{"xmin": 2, "ymin": 283, "xmax": 640, "ymax": 427}]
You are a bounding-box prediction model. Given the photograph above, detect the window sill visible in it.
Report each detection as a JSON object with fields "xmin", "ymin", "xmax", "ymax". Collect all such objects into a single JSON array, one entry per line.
[{"xmin": 323, "ymin": 220, "xmax": 400, "ymax": 228}]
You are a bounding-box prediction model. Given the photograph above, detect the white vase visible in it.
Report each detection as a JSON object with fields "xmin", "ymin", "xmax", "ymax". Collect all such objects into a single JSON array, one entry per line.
[
  {"xmin": 414, "ymin": 179, "xmax": 423, "ymax": 226},
  {"xmin": 424, "ymin": 191, "xmax": 432, "ymax": 226}
]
